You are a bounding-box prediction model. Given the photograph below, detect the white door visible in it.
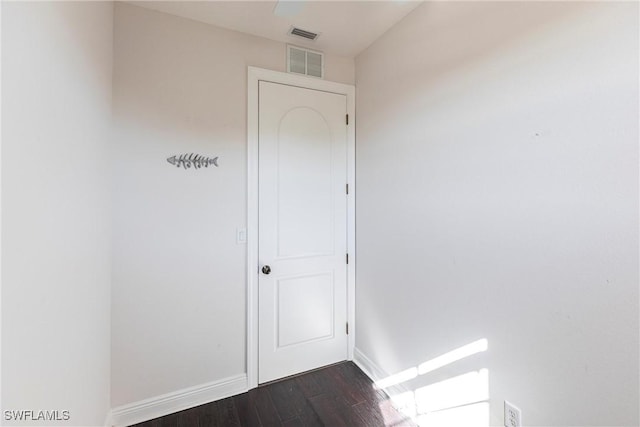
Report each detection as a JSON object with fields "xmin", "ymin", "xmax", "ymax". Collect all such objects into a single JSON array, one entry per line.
[{"xmin": 258, "ymin": 81, "xmax": 348, "ymax": 383}]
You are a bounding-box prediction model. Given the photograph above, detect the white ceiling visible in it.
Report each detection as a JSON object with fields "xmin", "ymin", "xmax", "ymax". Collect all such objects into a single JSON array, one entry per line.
[{"xmin": 126, "ymin": 1, "xmax": 423, "ymax": 57}]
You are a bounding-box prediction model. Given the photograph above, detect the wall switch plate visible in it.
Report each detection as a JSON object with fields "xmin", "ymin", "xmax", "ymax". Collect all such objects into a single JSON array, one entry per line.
[
  {"xmin": 504, "ymin": 401, "xmax": 522, "ymax": 427},
  {"xmin": 236, "ymin": 228, "xmax": 247, "ymax": 244}
]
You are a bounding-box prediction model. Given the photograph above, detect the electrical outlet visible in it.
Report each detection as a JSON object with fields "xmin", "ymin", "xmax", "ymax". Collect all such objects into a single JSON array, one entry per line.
[{"xmin": 504, "ymin": 401, "xmax": 522, "ymax": 427}]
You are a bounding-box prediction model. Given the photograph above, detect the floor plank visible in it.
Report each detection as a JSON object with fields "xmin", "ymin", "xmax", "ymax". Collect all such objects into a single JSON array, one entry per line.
[
  {"xmin": 233, "ymin": 391, "xmax": 263, "ymax": 427},
  {"xmin": 131, "ymin": 362, "xmax": 414, "ymax": 427},
  {"xmin": 252, "ymin": 387, "xmax": 282, "ymax": 426},
  {"xmin": 266, "ymin": 379, "xmax": 300, "ymax": 422}
]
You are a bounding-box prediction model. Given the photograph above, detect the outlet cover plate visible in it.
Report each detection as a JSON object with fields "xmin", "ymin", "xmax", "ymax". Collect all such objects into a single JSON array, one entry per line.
[{"xmin": 504, "ymin": 401, "xmax": 522, "ymax": 427}]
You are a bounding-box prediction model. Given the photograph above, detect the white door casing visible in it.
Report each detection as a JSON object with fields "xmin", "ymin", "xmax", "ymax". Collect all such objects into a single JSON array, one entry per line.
[
  {"xmin": 247, "ymin": 67, "xmax": 355, "ymax": 388},
  {"xmin": 258, "ymin": 81, "xmax": 347, "ymax": 383}
]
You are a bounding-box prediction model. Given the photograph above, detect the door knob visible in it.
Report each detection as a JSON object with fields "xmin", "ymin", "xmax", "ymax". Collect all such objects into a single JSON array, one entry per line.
[{"xmin": 262, "ymin": 265, "xmax": 271, "ymax": 275}]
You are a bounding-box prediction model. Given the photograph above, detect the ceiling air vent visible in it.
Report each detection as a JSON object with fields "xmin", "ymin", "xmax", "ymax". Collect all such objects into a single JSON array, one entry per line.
[
  {"xmin": 289, "ymin": 27, "xmax": 319, "ymax": 41},
  {"xmin": 287, "ymin": 45, "xmax": 324, "ymax": 79}
]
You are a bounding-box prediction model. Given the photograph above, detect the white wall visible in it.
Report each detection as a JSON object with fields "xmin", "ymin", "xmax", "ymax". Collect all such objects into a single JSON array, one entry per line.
[
  {"xmin": 355, "ymin": 2, "xmax": 638, "ymax": 426},
  {"xmin": 111, "ymin": 3, "xmax": 354, "ymax": 408},
  {"xmin": 1, "ymin": 2, "xmax": 113, "ymax": 426}
]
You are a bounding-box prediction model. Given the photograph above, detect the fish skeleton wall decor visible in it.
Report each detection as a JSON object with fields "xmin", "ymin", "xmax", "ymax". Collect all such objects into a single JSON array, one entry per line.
[{"xmin": 167, "ymin": 154, "xmax": 219, "ymax": 169}]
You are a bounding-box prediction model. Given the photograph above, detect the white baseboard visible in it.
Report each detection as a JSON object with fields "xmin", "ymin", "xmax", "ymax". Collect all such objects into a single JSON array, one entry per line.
[
  {"xmin": 353, "ymin": 347, "xmax": 411, "ymax": 397},
  {"xmin": 108, "ymin": 354, "xmax": 403, "ymax": 426},
  {"xmin": 109, "ymin": 374, "xmax": 247, "ymax": 427}
]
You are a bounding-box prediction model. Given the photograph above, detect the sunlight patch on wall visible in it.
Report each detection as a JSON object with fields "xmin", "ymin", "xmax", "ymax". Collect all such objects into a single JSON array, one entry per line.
[
  {"xmin": 386, "ymin": 369, "xmax": 490, "ymax": 426},
  {"xmin": 417, "ymin": 401, "xmax": 490, "ymax": 427},
  {"xmin": 418, "ymin": 339, "xmax": 488, "ymax": 375},
  {"xmin": 374, "ymin": 339, "xmax": 490, "ymax": 427},
  {"xmin": 416, "ymin": 369, "xmax": 489, "ymax": 413},
  {"xmin": 375, "ymin": 367, "xmax": 418, "ymax": 389},
  {"xmin": 375, "ymin": 338, "xmax": 488, "ymax": 390}
]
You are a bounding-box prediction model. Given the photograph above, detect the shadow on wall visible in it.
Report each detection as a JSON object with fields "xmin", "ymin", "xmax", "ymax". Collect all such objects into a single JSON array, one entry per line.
[
  {"xmin": 358, "ymin": 2, "xmax": 600, "ymax": 127},
  {"xmin": 376, "ymin": 339, "xmax": 490, "ymax": 427},
  {"xmin": 380, "ymin": 1, "xmax": 587, "ymax": 87}
]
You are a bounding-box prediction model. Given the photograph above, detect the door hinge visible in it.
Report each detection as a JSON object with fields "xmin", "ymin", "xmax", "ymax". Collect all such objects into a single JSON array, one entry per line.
[
  {"xmin": 346, "ymin": 322, "xmax": 349, "ymax": 335},
  {"xmin": 346, "ymin": 114, "xmax": 349, "ymax": 125},
  {"xmin": 346, "ymin": 253, "xmax": 349, "ymax": 264},
  {"xmin": 346, "ymin": 183, "xmax": 349, "ymax": 195}
]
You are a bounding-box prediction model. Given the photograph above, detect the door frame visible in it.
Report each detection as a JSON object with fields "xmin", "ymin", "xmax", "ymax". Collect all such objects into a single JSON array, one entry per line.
[{"xmin": 246, "ymin": 66, "xmax": 355, "ymax": 389}]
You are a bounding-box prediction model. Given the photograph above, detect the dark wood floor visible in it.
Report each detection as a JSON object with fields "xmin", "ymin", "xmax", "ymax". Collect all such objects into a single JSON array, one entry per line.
[{"xmin": 132, "ymin": 362, "xmax": 415, "ymax": 427}]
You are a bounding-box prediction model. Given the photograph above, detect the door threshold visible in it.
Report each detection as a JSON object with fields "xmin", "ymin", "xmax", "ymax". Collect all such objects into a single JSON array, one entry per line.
[{"xmin": 258, "ymin": 360, "xmax": 347, "ymax": 387}]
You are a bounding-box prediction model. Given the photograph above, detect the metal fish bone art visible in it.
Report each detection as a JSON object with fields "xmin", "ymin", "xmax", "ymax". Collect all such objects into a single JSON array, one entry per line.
[{"xmin": 167, "ymin": 153, "xmax": 219, "ymax": 169}]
